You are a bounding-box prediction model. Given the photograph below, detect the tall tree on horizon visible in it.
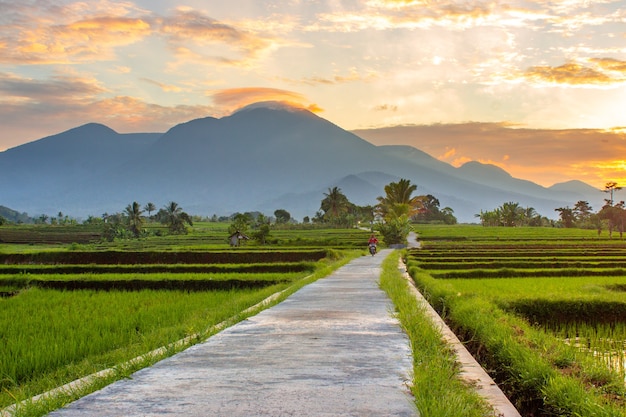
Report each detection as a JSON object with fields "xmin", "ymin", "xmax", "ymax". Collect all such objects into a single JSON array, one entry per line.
[
  {"xmin": 144, "ymin": 202, "xmax": 156, "ymax": 218},
  {"xmin": 603, "ymin": 182, "xmax": 622, "ymax": 206},
  {"xmin": 375, "ymin": 179, "xmax": 421, "ymax": 244},
  {"xmin": 161, "ymin": 201, "xmax": 193, "ymax": 234},
  {"xmin": 376, "ymin": 178, "xmax": 423, "ymax": 219},
  {"xmin": 124, "ymin": 201, "xmax": 144, "ymax": 237},
  {"xmin": 320, "ymin": 187, "xmax": 350, "ymax": 224}
]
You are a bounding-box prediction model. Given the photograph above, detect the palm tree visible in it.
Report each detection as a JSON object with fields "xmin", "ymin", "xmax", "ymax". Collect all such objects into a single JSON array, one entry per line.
[
  {"xmin": 475, "ymin": 209, "xmax": 501, "ymax": 227},
  {"xmin": 144, "ymin": 202, "xmax": 156, "ymax": 218},
  {"xmin": 499, "ymin": 202, "xmax": 523, "ymax": 227},
  {"xmin": 320, "ymin": 187, "xmax": 350, "ymax": 224},
  {"xmin": 376, "ymin": 179, "xmax": 423, "ymax": 218},
  {"xmin": 375, "ymin": 179, "xmax": 421, "ymax": 245},
  {"xmin": 124, "ymin": 201, "xmax": 144, "ymax": 237},
  {"xmin": 162, "ymin": 201, "xmax": 193, "ymax": 234},
  {"xmin": 555, "ymin": 207, "xmax": 575, "ymax": 228}
]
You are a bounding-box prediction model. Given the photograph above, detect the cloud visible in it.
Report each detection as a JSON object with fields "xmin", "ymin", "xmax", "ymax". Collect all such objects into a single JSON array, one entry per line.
[
  {"xmin": 0, "ymin": 71, "xmax": 215, "ymax": 150},
  {"xmin": 0, "ymin": 3, "xmax": 283, "ymax": 68},
  {"xmin": 591, "ymin": 58, "xmax": 626, "ymax": 73},
  {"xmin": 0, "ymin": 71, "xmax": 106, "ymax": 101},
  {"xmin": 210, "ymin": 87, "xmax": 321, "ymax": 113},
  {"xmin": 140, "ymin": 78, "xmax": 185, "ymax": 93},
  {"xmin": 352, "ymin": 123, "xmax": 626, "ymax": 188},
  {"xmin": 309, "ymin": 1, "xmax": 552, "ymax": 32},
  {"xmin": 159, "ymin": 8, "xmax": 280, "ymax": 66},
  {"xmin": 0, "ymin": 5, "xmax": 153, "ymax": 65},
  {"xmin": 0, "ymin": 93, "xmax": 216, "ymax": 150},
  {"xmin": 284, "ymin": 68, "xmax": 379, "ymax": 86},
  {"xmin": 374, "ymin": 104, "xmax": 398, "ymax": 112},
  {"xmin": 524, "ymin": 62, "xmax": 621, "ymax": 86}
]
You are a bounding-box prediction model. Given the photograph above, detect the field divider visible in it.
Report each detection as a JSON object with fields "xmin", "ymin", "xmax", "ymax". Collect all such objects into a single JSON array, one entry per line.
[
  {"xmin": 0, "ymin": 275, "xmax": 310, "ymax": 417},
  {"xmin": 398, "ymin": 258, "xmax": 521, "ymax": 417}
]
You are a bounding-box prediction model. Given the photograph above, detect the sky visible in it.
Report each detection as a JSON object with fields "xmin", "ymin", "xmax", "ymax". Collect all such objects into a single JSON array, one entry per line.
[{"xmin": 1, "ymin": 0, "xmax": 625, "ymax": 190}]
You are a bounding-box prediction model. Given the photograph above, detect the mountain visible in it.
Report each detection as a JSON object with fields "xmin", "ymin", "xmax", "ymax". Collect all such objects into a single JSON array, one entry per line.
[
  {"xmin": 0, "ymin": 102, "xmax": 605, "ymax": 222},
  {"xmin": 0, "ymin": 206, "xmax": 32, "ymax": 223}
]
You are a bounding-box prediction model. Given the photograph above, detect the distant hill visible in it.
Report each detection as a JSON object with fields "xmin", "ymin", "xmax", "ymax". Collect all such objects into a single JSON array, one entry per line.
[
  {"xmin": 0, "ymin": 101, "xmax": 605, "ymax": 222},
  {"xmin": 0, "ymin": 206, "xmax": 32, "ymax": 223}
]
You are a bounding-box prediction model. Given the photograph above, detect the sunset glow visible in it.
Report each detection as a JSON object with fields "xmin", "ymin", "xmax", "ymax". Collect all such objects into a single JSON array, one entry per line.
[{"xmin": 1, "ymin": 0, "xmax": 625, "ymax": 189}]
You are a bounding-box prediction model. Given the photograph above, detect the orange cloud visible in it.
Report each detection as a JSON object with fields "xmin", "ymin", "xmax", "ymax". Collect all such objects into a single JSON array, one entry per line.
[
  {"xmin": 0, "ymin": 72, "xmax": 107, "ymax": 101},
  {"xmin": 140, "ymin": 78, "xmax": 185, "ymax": 93},
  {"xmin": 439, "ymin": 146, "xmax": 456, "ymax": 160},
  {"xmin": 160, "ymin": 9, "xmax": 275, "ymax": 64},
  {"xmin": 590, "ymin": 58, "xmax": 626, "ymax": 73},
  {"xmin": 311, "ymin": 1, "xmax": 538, "ymax": 32},
  {"xmin": 210, "ymin": 87, "xmax": 321, "ymax": 113},
  {"xmin": 352, "ymin": 123, "xmax": 626, "ymax": 188},
  {"xmin": 524, "ymin": 62, "xmax": 623, "ymax": 86},
  {"xmin": 1, "ymin": 13, "xmax": 153, "ymax": 65},
  {"xmin": 374, "ymin": 104, "xmax": 398, "ymax": 112}
]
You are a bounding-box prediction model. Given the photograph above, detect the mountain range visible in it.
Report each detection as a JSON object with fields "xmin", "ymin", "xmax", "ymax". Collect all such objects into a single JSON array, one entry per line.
[{"xmin": 0, "ymin": 101, "xmax": 605, "ymax": 223}]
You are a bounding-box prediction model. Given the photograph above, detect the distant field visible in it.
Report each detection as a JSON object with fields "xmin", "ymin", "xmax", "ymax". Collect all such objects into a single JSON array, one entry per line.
[{"xmin": 407, "ymin": 224, "xmax": 626, "ymax": 416}]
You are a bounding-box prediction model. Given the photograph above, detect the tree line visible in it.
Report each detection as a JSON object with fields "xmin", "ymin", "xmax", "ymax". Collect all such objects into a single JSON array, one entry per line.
[
  {"xmin": 477, "ymin": 182, "xmax": 626, "ymax": 238},
  {"xmin": 1, "ymin": 178, "xmax": 451, "ymax": 246}
]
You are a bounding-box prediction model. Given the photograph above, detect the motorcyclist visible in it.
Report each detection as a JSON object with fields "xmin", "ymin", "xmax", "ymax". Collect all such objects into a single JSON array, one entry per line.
[{"xmin": 368, "ymin": 234, "xmax": 378, "ymax": 255}]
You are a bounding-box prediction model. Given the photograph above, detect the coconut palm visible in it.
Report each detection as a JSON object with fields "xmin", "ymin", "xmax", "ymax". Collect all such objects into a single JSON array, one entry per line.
[
  {"xmin": 124, "ymin": 201, "xmax": 144, "ymax": 237},
  {"xmin": 376, "ymin": 178, "xmax": 423, "ymax": 218},
  {"xmin": 161, "ymin": 201, "xmax": 193, "ymax": 234},
  {"xmin": 144, "ymin": 202, "xmax": 156, "ymax": 218},
  {"xmin": 499, "ymin": 202, "xmax": 524, "ymax": 227},
  {"xmin": 320, "ymin": 187, "xmax": 350, "ymax": 223}
]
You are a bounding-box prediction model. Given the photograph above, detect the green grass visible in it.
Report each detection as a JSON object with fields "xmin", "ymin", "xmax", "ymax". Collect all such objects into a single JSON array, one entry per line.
[
  {"xmin": 406, "ymin": 224, "xmax": 626, "ymax": 415},
  {"xmin": 0, "ymin": 223, "xmax": 369, "ymax": 415},
  {"xmin": 379, "ymin": 251, "xmax": 494, "ymax": 417}
]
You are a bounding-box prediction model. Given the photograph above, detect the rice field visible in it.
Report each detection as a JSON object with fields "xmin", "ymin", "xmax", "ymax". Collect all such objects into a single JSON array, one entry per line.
[
  {"xmin": 407, "ymin": 224, "xmax": 626, "ymax": 416},
  {"xmin": 0, "ymin": 223, "xmax": 368, "ymax": 413}
]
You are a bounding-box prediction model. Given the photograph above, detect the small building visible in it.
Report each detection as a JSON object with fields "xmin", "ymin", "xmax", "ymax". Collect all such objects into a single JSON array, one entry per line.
[{"xmin": 228, "ymin": 230, "xmax": 250, "ymax": 247}]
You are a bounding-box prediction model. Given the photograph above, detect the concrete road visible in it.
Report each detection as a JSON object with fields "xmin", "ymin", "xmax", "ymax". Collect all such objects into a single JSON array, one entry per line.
[{"xmin": 48, "ymin": 249, "xmax": 418, "ymax": 417}]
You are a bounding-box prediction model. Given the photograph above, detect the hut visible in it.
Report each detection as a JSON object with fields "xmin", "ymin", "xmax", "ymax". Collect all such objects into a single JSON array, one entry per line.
[{"xmin": 228, "ymin": 230, "xmax": 250, "ymax": 247}]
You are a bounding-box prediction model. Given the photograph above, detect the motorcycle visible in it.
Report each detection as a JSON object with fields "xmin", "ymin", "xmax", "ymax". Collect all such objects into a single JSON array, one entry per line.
[{"xmin": 368, "ymin": 243, "xmax": 377, "ymax": 256}]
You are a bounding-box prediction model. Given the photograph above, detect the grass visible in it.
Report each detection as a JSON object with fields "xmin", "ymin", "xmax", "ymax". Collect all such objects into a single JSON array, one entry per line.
[
  {"xmin": 406, "ymin": 224, "xmax": 626, "ymax": 415},
  {"xmin": 0, "ymin": 222, "xmax": 369, "ymax": 415},
  {"xmin": 379, "ymin": 251, "xmax": 495, "ymax": 417}
]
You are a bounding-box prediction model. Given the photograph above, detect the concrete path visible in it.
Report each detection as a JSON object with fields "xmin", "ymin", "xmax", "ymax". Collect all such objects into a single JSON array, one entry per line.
[{"xmin": 48, "ymin": 250, "xmax": 418, "ymax": 417}]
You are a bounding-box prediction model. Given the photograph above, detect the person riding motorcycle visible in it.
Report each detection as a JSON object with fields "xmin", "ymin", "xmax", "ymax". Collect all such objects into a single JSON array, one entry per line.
[{"xmin": 368, "ymin": 234, "xmax": 378, "ymax": 255}]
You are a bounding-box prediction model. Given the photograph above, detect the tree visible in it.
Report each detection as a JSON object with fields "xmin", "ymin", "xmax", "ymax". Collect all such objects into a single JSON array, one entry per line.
[
  {"xmin": 413, "ymin": 194, "xmax": 457, "ymax": 224},
  {"xmin": 603, "ymin": 182, "xmax": 622, "ymax": 206},
  {"xmin": 499, "ymin": 202, "xmax": 524, "ymax": 227},
  {"xmin": 599, "ymin": 203, "xmax": 625, "ymax": 239},
  {"xmin": 320, "ymin": 187, "xmax": 350, "ymax": 224},
  {"xmin": 124, "ymin": 201, "xmax": 145, "ymax": 237},
  {"xmin": 228, "ymin": 212, "xmax": 252, "ymax": 235},
  {"xmin": 440, "ymin": 207, "xmax": 457, "ymax": 225},
  {"xmin": 375, "ymin": 179, "xmax": 421, "ymax": 245},
  {"xmin": 475, "ymin": 209, "xmax": 501, "ymax": 227},
  {"xmin": 376, "ymin": 179, "xmax": 423, "ymax": 219},
  {"xmin": 555, "ymin": 207, "xmax": 575, "ymax": 228},
  {"xmin": 274, "ymin": 209, "xmax": 291, "ymax": 224},
  {"xmin": 253, "ymin": 223, "xmax": 270, "ymax": 244},
  {"xmin": 159, "ymin": 201, "xmax": 193, "ymax": 234},
  {"xmin": 415, "ymin": 194, "xmax": 440, "ymax": 222},
  {"xmin": 144, "ymin": 202, "xmax": 156, "ymax": 218}
]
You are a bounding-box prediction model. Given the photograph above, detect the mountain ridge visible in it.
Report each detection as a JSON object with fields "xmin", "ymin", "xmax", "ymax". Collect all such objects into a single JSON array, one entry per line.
[{"xmin": 0, "ymin": 102, "xmax": 605, "ymax": 222}]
